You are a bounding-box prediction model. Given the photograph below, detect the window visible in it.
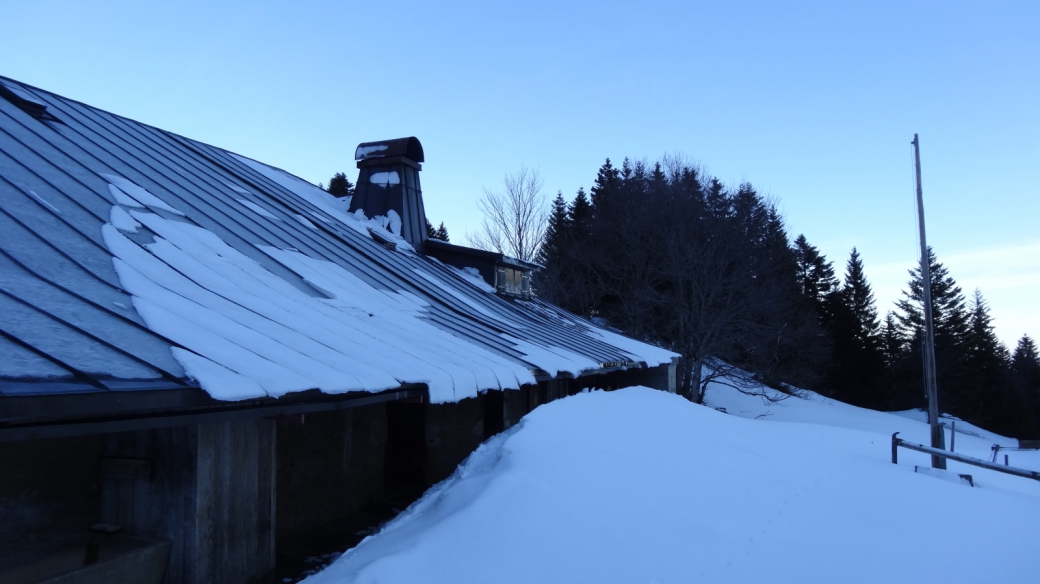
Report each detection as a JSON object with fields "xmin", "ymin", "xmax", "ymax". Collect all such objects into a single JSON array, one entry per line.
[{"xmin": 495, "ymin": 265, "xmax": 531, "ymax": 299}]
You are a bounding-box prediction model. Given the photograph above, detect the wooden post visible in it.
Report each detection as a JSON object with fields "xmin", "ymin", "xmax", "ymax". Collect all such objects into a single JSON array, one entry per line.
[{"xmin": 912, "ymin": 134, "xmax": 945, "ymax": 470}]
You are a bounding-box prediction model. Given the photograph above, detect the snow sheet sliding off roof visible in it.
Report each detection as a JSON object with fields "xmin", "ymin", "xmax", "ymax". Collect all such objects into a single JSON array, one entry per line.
[{"xmin": 0, "ymin": 76, "xmax": 677, "ymax": 402}]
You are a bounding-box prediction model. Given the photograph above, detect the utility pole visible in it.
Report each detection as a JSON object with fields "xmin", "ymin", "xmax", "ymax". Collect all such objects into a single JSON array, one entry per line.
[{"xmin": 912, "ymin": 134, "xmax": 945, "ymax": 470}]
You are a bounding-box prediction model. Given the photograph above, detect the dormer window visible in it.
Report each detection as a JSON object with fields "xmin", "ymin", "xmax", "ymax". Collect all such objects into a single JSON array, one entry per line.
[{"xmin": 496, "ymin": 265, "xmax": 531, "ymax": 298}]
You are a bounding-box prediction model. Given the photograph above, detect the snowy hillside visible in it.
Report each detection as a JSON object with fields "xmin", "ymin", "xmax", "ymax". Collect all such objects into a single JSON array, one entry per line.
[{"xmin": 304, "ymin": 385, "xmax": 1040, "ymax": 583}]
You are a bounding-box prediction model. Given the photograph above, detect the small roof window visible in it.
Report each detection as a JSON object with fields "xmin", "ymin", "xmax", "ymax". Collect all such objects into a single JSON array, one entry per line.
[{"xmin": 0, "ymin": 81, "xmax": 61, "ymax": 123}]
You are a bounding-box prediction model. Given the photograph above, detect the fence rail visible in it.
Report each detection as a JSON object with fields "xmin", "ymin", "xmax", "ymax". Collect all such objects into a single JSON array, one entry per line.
[
  {"xmin": 891, "ymin": 432, "xmax": 1040, "ymax": 482},
  {"xmin": 990, "ymin": 442, "xmax": 1040, "ymax": 463}
]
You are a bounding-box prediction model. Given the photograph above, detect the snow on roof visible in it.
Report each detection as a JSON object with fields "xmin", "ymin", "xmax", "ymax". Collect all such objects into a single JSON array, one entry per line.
[{"xmin": 0, "ymin": 75, "xmax": 677, "ymax": 402}]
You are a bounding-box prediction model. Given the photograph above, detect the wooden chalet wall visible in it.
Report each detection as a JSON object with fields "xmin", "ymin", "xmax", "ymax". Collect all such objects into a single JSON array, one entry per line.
[
  {"xmin": 0, "ymin": 362, "xmax": 673, "ymax": 584},
  {"xmin": 100, "ymin": 420, "xmax": 276, "ymax": 584}
]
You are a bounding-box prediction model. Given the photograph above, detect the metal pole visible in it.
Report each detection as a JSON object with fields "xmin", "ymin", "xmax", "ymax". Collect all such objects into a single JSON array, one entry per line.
[{"xmin": 912, "ymin": 134, "xmax": 945, "ymax": 469}]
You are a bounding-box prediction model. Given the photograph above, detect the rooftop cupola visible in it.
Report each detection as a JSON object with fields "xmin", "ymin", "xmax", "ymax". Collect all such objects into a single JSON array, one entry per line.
[{"xmin": 348, "ymin": 137, "xmax": 428, "ymax": 247}]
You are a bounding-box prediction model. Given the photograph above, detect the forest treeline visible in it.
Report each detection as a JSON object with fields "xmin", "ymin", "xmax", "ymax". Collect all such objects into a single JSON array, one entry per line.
[
  {"xmin": 323, "ymin": 160, "xmax": 1038, "ymax": 438},
  {"xmin": 534, "ymin": 157, "xmax": 1040, "ymax": 439}
]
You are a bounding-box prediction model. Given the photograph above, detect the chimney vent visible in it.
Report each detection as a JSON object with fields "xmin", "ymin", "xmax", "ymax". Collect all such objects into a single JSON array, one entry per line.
[{"xmin": 349, "ymin": 137, "xmax": 427, "ymax": 247}]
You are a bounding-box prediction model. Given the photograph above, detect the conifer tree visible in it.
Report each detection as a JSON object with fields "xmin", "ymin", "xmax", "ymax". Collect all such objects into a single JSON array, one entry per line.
[
  {"xmin": 825, "ymin": 248, "xmax": 886, "ymax": 406},
  {"xmin": 425, "ymin": 219, "xmax": 449, "ymax": 241},
  {"xmin": 792, "ymin": 235, "xmax": 839, "ymax": 323},
  {"xmin": 965, "ymin": 290, "xmax": 1008, "ymax": 372},
  {"xmin": 1005, "ymin": 335, "xmax": 1040, "ymax": 438},
  {"xmin": 535, "ymin": 192, "xmax": 571, "ymax": 304},
  {"xmin": 960, "ymin": 289, "xmax": 1011, "ymax": 427},
  {"xmin": 879, "ymin": 311, "xmax": 913, "ymax": 409},
  {"xmin": 895, "ymin": 247, "xmax": 970, "ymax": 348},
  {"xmin": 560, "ymin": 187, "xmax": 595, "ymax": 316},
  {"xmin": 893, "ymin": 247, "xmax": 970, "ymax": 411},
  {"xmin": 537, "ymin": 192, "xmax": 569, "ymax": 266},
  {"xmin": 1012, "ymin": 335, "xmax": 1040, "ymax": 380},
  {"xmin": 590, "ymin": 158, "xmax": 622, "ymax": 214},
  {"xmin": 841, "ymin": 248, "xmax": 881, "ymax": 345},
  {"xmin": 326, "ymin": 172, "xmax": 354, "ymax": 198},
  {"xmin": 568, "ymin": 187, "xmax": 591, "ymax": 238},
  {"xmin": 882, "ymin": 312, "xmax": 905, "ymax": 369}
]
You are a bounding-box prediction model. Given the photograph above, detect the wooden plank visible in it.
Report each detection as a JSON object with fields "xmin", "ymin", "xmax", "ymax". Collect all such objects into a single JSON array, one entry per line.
[
  {"xmin": 218, "ymin": 421, "xmax": 233, "ymax": 582},
  {"xmin": 230, "ymin": 419, "xmax": 249, "ymax": 583},
  {"xmin": 257, "ymin": 418, "xmax": 276, "ymax": 577},
  {"xmin": 194, "ymin": 423, "xmax": 216, "ymax": 584}
]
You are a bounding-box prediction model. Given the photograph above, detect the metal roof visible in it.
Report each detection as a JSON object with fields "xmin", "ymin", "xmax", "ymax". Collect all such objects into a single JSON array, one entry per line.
[{"xmin": 0, "ymin": 75, "xmax": 676, "ymax": 402}]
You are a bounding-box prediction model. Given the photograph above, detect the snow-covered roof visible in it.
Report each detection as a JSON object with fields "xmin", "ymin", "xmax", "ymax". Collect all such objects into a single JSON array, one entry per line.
[{"xmin": 0, "ymin": 76, "xmax": 677, "ymax": 404}]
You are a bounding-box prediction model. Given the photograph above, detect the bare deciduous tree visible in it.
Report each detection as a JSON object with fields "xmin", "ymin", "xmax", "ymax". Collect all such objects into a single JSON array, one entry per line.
[{"xmin": 467, "ymin": 166, "xmax": 548, "ymax": 262}]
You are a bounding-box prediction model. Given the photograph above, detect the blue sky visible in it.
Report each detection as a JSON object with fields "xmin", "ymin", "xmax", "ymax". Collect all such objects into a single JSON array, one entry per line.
[{"xmin": 2, "ymin": 0, "xmax": 1037, "ymax": 346}]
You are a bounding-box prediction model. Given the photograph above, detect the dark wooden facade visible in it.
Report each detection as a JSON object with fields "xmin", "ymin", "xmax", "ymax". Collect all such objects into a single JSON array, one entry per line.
[{"xmin": 0, "ymin": 365, "xmax": 673, "ymax": 583}]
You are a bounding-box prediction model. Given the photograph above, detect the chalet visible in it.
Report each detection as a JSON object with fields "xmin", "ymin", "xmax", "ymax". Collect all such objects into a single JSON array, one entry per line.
[{"xmin": 0, "ymin": 76, "xmax": 678, "ymax": 583}]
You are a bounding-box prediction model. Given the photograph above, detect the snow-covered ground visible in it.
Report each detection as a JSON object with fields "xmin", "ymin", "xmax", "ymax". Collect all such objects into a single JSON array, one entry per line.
[{"xmin": 304, "ymin": 384, "xmax": 1040, "ymax": 583}]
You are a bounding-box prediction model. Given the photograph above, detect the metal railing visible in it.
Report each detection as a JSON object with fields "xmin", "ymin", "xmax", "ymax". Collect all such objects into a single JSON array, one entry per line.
[
  {"xmin": 891, "ymin": 432, "xmax": 1040, "ymax": 483},
  {"xmin": 990, "ymin": 440, "xmax": 1040, "ymax": 463}
]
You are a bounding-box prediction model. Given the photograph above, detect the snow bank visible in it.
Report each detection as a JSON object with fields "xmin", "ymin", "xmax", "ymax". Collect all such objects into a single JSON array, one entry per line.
[
  {"xmin": 306, "ymin": 386, "xmax": 1040, "ymax": 584},
  {"xmin": 705, "ymin": 381, "xmax": 1040, "ymax": 495}
]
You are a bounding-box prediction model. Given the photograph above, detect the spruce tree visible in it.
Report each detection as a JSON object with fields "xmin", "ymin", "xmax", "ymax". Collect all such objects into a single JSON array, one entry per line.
[
  {"xmin": 547, "ymin": 155, "xmax": 830, "ymax": 400},
  {"xmin": 961, "ymin": 289, "xmax": 1011, "ymax": 428},
  {"xmin": 425, "ymin": 219, "xmax": 449, "ymax": 241},
  {"xmin": 535, "ymin": 192, "xmax": 570, "ymax": 304},
  {"xmin": 537, "ymin": 192, "xmax": 569, "ymax": 267},
  {"xmin": 965, "ymin": 290, "xmax": 1008, "ymax": 373},
  {"xmin": 841, "ymin": 249, "xmax": 881, "ymax": 344},
  {"xmin": 1012, "ymin": 335, "xmax": 1040, "ymax": 379},
  {"xmin": 568, "ymin": 187, "xmax": 591, "ymax": 238},
  {"xmin": 893, "ymin": 247, "xmax": 970, "ymax": 411},
  {"xmin": 326, "ymin": 172, "xmax": 354, "ymax": 198},
  {"xmin": 589, "ymin": 159, "xmax": 621, "ymax": 214},
  {"xmin": 1011, "ymin": 335, "xmax": 1040, "ymax": 438},
  {"xmin": 826, "ymin": 248, "xmax": 885, "ymax": 407},
  {"xmin": 435, "ymin": 222, "xmax": 449, "ymax": 242},
  {"xmin": 895, "ymin": 247, "xmax": 970, "ymax": 347},
  {"xmin": 561, "ymin": 187, "xmax": 595, "ymax": 316},
  {"xmin": 882, "ymin": 312, "xmax": 905, "ymax": 369},
  {"xmin": 792, "ymin": 235, "xmax": 839, "ymax": 323},
  {"xmin": 880, "ymin": 311, "xmax": 911, "ymax": 409}
]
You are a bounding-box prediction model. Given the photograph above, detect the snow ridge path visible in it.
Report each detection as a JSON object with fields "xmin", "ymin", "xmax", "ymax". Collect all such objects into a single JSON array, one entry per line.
[{"xmin": 305, "ymin": 386, "xmax": 1040, "ymax": 584}]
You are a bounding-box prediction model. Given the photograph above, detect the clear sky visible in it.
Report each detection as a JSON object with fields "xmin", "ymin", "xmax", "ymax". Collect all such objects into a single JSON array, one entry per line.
[{"xmin": 2, "ymin": 0, "xmax": 1037, "ymax": 346}]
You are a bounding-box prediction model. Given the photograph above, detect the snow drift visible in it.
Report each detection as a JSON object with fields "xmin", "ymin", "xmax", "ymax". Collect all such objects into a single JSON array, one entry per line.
[{"xmin": 305, "ymin": 385, "xmax": 1040, "ymax": 584}]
